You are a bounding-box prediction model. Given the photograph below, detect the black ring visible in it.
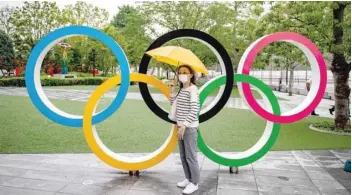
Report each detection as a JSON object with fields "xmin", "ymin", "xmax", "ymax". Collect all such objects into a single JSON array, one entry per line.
[{"xmin": 138, "ymin": 29, "xmax": 234, "ymax": 124}]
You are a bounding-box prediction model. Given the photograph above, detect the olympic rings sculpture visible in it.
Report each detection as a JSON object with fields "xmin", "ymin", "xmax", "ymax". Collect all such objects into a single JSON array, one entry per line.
[{"xmin": 25, "ymin": 26, "xmax": 327, "ymax": 170}]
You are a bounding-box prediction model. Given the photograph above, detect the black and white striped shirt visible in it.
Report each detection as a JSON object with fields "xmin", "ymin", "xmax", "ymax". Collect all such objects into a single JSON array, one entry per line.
[{"xmin": 170, "ymin": 85, "xmax": 200, "ymax": 128}]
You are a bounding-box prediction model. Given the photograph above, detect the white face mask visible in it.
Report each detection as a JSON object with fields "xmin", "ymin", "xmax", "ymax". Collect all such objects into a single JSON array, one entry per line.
[{"xmin": 178, "ymin": 74, "xmax": 189, "ymax": 83}]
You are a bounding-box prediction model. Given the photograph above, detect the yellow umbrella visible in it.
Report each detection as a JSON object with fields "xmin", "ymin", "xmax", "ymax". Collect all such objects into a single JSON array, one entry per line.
[{"xmin": 146, "ymin": 46, "xmax": 209, "ymax": 75}]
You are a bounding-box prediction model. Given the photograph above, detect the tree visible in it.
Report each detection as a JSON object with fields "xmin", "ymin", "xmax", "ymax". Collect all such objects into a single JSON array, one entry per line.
[
  {"xmin": 61, "ymin": 1, "xmax": 109, "ymax": 70},
  {"xmin": 111, "ymin": 5, "xmax": 151, "ymax": 70},
  {"xmin": 259, "ymin": 1, "xmax": 351, "ymax": 128},
  {"xmin": 0, "ymin": 29, "xmax": 15, "ymax": 68},
  {"xmin": 111, "ymin": 5, "xmax": 136, "ymax": 28},
  {"xmin": 139, "ymin": 1, "xmax": 264, "ymax": 70},
  {"xmin": 0, "ymin": 5, "xmax": 14, "ymax": 35},
  {"xmin": 10, "ymin": 1, "xmax": 62, "ymax": 61},
  {"xmin": 88, "ymin": 48, "xmax": 97, "ymax": 77},
  {"xmin": 331, "ymin": 2, "xmax": 351, "ymax": 129},
  {"xmin": 62, "ymin": 1, "xmax": 109, "ymax": 29},
  {"xmin": 70, "ymin": 48, "xmax": 81, "ymax": 71}
]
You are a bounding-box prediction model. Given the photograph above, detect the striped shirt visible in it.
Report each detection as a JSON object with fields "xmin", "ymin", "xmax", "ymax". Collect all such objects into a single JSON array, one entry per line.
[{"xmin": 170, "ymin": 85, "xmax": 200, "ymax": 128}]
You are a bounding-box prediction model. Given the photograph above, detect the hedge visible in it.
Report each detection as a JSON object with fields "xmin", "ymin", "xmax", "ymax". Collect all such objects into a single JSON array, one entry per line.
[{"xmin": 0, "ymin": 77, "xmax": 138, "ymax": 87}]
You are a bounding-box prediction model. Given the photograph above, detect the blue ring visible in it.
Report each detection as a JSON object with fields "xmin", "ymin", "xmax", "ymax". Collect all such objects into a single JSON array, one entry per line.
[{"xmin": 25, "ymin": 26, "xmax": 130, "ymax": 127}]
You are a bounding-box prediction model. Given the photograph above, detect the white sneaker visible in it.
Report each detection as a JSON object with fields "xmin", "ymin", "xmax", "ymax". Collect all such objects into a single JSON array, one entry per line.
[
  {"xmin": 177, "ymin": 179, "xmax": 190, "ymax": 188},
  {"xmin": 182, "ymin": 183, "xmax": 198, "ymax": 194}
]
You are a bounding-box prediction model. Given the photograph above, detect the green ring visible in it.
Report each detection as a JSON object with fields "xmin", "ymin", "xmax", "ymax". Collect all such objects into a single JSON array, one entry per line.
[{"xmin": 198, "ymin": 74, "xmax": 281, "ymax": 166}]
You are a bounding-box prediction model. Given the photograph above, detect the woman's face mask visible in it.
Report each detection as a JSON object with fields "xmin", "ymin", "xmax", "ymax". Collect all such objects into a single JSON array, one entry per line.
[{"xmin": 178, "ymin": 74, "xmax": 189, "ymax": 83}]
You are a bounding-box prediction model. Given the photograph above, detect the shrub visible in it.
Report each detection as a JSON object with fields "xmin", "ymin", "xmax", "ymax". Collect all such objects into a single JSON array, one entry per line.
[
  {"xmin": 40, "ymin": 72, "xmax": 47, "ymax": 77},
  {"xmin": 0, "ymin": 77, "xmax": 109, "ymax": 87},
  {"xmin": 313, "ymin": 121, "xmax": 351, "ymax": 133}
]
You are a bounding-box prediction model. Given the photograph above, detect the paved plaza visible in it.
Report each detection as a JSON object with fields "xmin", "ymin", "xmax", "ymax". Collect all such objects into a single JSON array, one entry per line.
[
  {"xmin": 0, "ymin": 150, "xmax": 350, "ymax": 195},
  {"xmin": 0, "ymin": 87, "xmax": 349, "ymax": 194}
]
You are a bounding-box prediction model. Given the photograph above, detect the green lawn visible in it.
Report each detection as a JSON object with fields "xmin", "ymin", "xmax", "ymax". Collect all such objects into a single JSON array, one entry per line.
[
  {"xmin": 45, "ymin": 85, "xmax": 287, "ymax": 100},
  {"xmin": 0, "ymin": 94, "xmax": 349, "ymax": 154}
]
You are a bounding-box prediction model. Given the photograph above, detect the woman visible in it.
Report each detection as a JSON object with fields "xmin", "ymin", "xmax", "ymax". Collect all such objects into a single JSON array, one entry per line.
[{"xmin": 170, "ymin": 65, "xmax": 200, "ymax": 195}]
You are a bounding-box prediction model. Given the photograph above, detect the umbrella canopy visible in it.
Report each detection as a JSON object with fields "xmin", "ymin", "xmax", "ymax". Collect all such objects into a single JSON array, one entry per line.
[{"xmin": 146, "ymin": 46, "xmax": 208, "ymax": 75}]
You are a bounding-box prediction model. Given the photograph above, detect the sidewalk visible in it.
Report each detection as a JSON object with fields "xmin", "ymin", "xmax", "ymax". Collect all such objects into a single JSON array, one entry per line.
[
  {"xmin": 0, "ymin": 150, "xmax": 350, "ymax": 195},
  {"xmin": 273, "ymin": 91, "xmax": 336, "ymax": 119}
]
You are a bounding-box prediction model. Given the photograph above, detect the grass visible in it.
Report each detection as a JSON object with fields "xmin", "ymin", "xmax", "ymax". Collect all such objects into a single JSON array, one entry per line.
[
  {"xmin": 45, "ymin": 85, "xmax": 287, "ymax": 100},
  {"xmin": 0, "ymin": 94, "xmax": 349, "ymax": 154}
]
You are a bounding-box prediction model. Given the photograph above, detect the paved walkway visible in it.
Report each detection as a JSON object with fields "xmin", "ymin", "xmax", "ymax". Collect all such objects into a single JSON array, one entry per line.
[
  {"xmin": 0, "ymin": 87, "xmax": 335, "ymax": 119},
  {"xmin": 0, "ymin": 150, "xmax": 350, "ymax": 195}
]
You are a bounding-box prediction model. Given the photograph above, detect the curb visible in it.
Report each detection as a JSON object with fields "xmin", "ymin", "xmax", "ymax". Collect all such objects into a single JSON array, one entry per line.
[{"xmin": 309, "ymin": 124, "xmax": 351, "ymax": 136}]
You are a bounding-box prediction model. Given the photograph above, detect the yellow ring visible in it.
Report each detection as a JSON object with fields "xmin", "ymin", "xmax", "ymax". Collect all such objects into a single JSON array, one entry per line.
[{"xmin": 83, "ymin": 73, "xmax": 177, "ymax": 170}]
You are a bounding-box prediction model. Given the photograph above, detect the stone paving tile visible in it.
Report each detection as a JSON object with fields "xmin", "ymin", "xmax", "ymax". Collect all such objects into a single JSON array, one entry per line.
[
  {"xmin": 101, "ymin": 188, "xmax": 129, "ymax": 195},
  {"xmin": 217, "ymin": 177, "xmax": 257, "ymax": 191},
  {"xmin": 258, "ymin": 191, "xmax": 318, "ymax": 195},
  {"xmin": 1, "ymin": 177, "xmax": 68, "ymax": 192},
  {"xmin": 255, "ymin": 157, "xmax": 299, "ymax": 165},
  {"xmin": 200, "ymin": 169, "xmax": 219, "ymax": 179},
  {"xmin": 291, "ymin": 151, "xmax": 313, "ymax": 161},
  {"xmin": 261, "ymin": 152, "xmax": 296, "ymax": 160},
  {"xmin": 43, "ymin": 157, "xmax": 101, "ymax": 168},
  {"xmin": 194, "ymin": 177, "xmax": 218, "ymax": 195},
  {"xmin": 18, "ymin": 170, "xmax": 79, "ymax": 183},
  {"xmin": 217, "ymin": 188, "xmax": 259, "ymax": 195},
  {"xmin": 58, "ymin": 183, "xmax": 110, "ymax": 195},
  {"xmin": 254, "ymin": 168, "xmax": 309, "ymax": 179},
  {"xmin": 137, "ymin": 173, "xmax": 184, "ymax": 184},
  {"xmin": 330, "ymin": 149, "xmax": 351, "ymax": 155},
  {"xmin": 0, "ymin": 159, "xmax": 42, "ymax": 170},
  {"xmin": 71, "ymin": 175, "xmax": 136, "ymax": 188},
  {"xmin": 338, "ymin": 179, "xmax": 351, "ymax": 193},
  {"xmin": 0, "ymin": 186, "xmax": 55, "ymax": 195},
  {"xmin": 304, "ymin": 150, "xmax": 337, "ymax": 159},
  {"xmin": 130, "ymin": 179, "xmax": 182, "ymax": 194},
  {"xmin": 312, "ymin": 179, "xmax": 350, "ymax": 195},
  {"xmin": 202, "ymin": 156, "xmax": 219, "ymax": 165},
  {"xmin": 4, "ymin": 153, "xmax": 101, "ymax": 168},
  {"xmin": 34, "ymin": 163, "xmax": 102, "ymax": 175},
  {"xmin": 315, "ymin": 160, "xmax": 344, "ymax": 168},
  {"xmin": 0, "ymin": 151, "xmax": 350, "ymax": 194},
  {"xmin": 301, "ymin": 165, "xmax": 337, "ymax": 180},
  {"xmin": 0, "ymin": 166, "xmax": 28, "ymax": 177},
  {"xmin": 0, "ymin": 175, "xmax": 14, "ymax": 184},
  {"xmin": 218, "ymin": 171, "xmax": 256, "ymax": 182},
  {"xmin": 324, "ymin": 168, "xmax": 351, "ymax": 192},
  {"xmin": 57, "ymin": 153, "xmax": 101, "ymax": 161},
  {"xmin": 256, "ymin": 175, "xmax": 320, "ymax": 195},
  {"xmin": 26, "ymin": 154, "xmax": 62, "ymax": 158},
  {"xmin": 201, "ymin": 163, "xmax": 220, "ymax": 171},
  {"xmin": 4, "ymin": 154, "xmax": 51, "ymax": 163},
  {"xmin": 330, "ymin": 151, "xmax": 351, "ymax": 163},
  {"xmin": 252, "ymin": 158, "xmax": 302, "ymax": 171},
  {"xmin": 218, "ymin": 164, "xmax": 253, "ymax": 175},
  {"xmin": 122, "ymin": 190, "xmax": 174, "ymax": 195},
  {"xmin": 304, "ymin": 168, "xmax": 336, "ymax": 180},
  {"xmin": 296, "ymin": 160, "xmax": 319, "ymax": 167}
]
